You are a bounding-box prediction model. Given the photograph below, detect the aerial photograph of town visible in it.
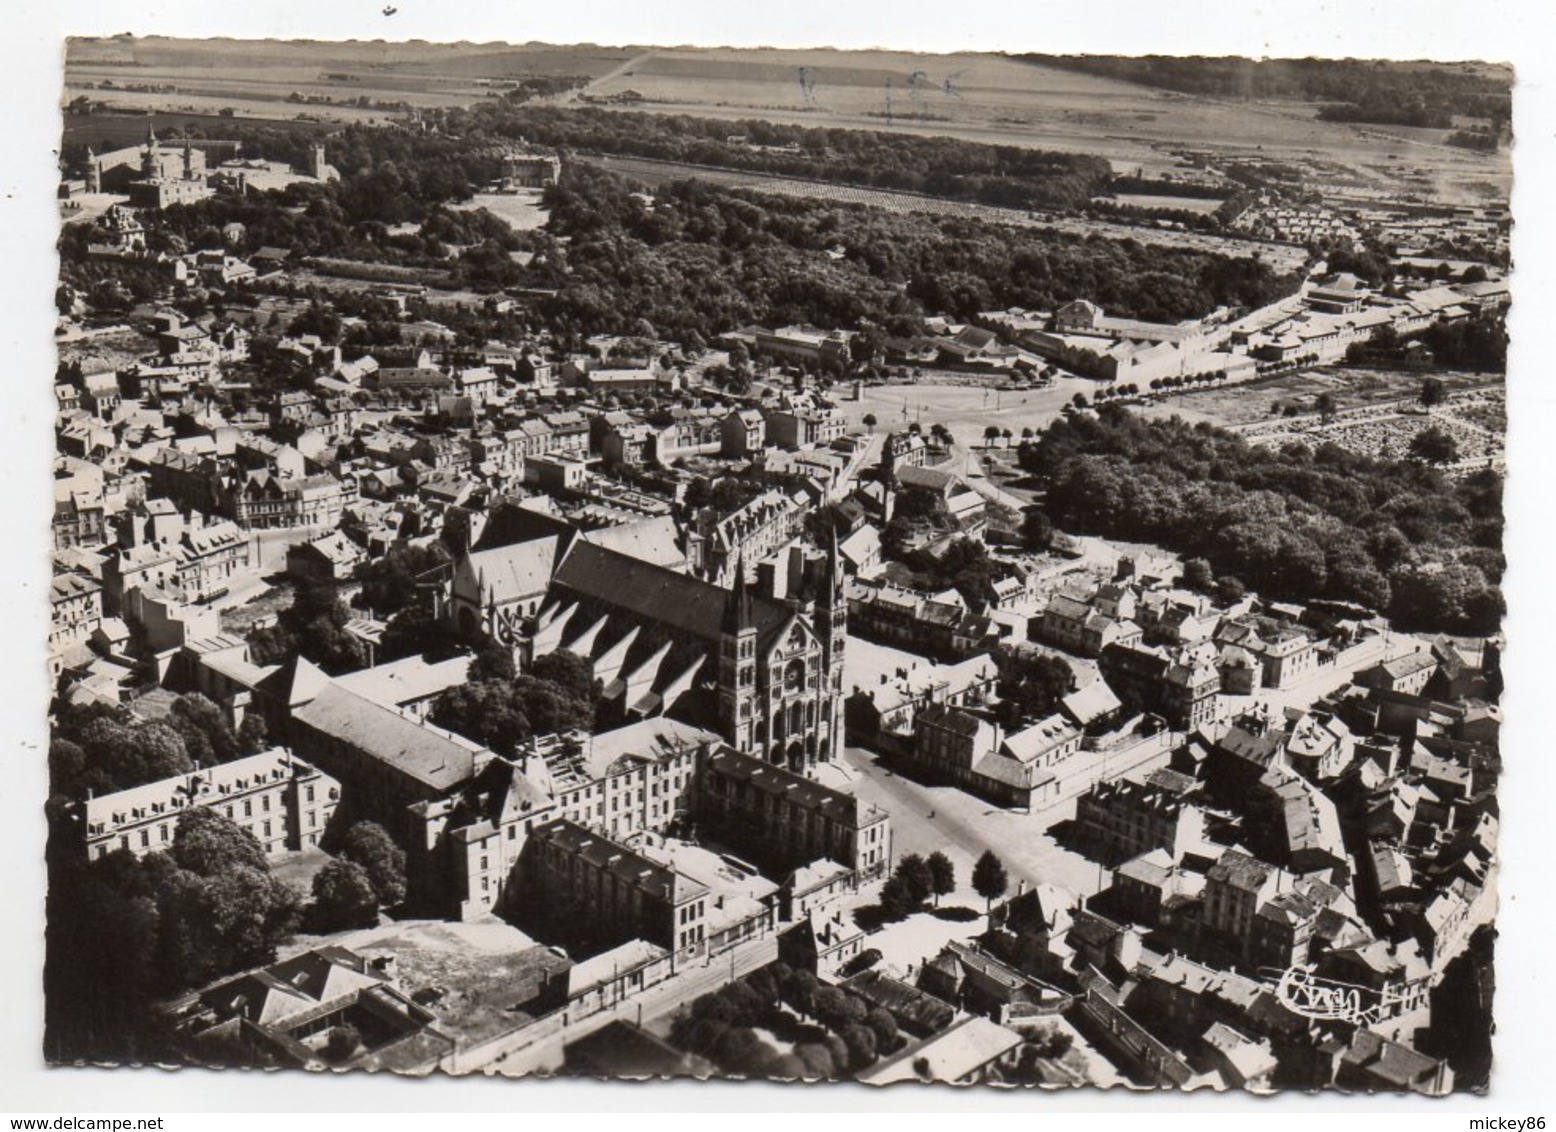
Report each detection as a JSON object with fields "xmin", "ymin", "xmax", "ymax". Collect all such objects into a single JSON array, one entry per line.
[{"xmin": 42, "ymin": 32, "xmax": 1509, "ymax": 1096}]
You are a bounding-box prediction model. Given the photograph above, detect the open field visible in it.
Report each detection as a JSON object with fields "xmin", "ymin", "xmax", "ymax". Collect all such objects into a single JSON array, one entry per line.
[
  {"xmin": 63, "ymin": 63, "xmax": 473, "ymax": 112},
  {"xmin": 63, "ymin": 88, "xmax": 413, "ymax": 129},
  {"xmin": 575, "ymin": 48, "xmax": 1510, "ymax": 204},
  {"xmin": 64, "ymin": 39, "xmax": 1510, "ymax": 208},
  {"xmin": 61, "ymin": 110, "xmax": 338, "ymax": 154},
  {"xmin": 1131, "ymin": 366, "xmax": 1503, "ymax": 429},
  {"xmin": 449, "ymin": 190, "xmax": 550, "ymax": 231},
  {"xmin": 843, "ymin": 380, "xmax": 1094, "ymax": 445},
  {"xmin": 67, "ymin": 35, "xmax": 634, "ymax": 72},
  {"xmin": 64, "ymin": 37, "xmax": 637, "ymax": 129}
]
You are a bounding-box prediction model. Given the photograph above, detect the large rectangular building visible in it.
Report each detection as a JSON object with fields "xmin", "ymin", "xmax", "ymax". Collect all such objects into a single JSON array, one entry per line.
[
  {"xmin": 289, "ymin": 681, "xmax": 494, "ymax": 826},
  {"xmin": 517, "ymin": 818, "xmax": 711, "ymax": 956},
  {"xmin": 694, "ymin": 747, "xmax": 891, "ymax": 880},
  {"xmin": 418, "ymin": 717, "xmax": 720, "ymax": 921},
  {"xmin": 1073, "ymin": 776, "xmax": 1206, "ymax": 864},
  {"xmin": 1099, "ymin": 640, "xmax": 1221, "ymax": 731},
  {"xmin": 77, "ymin": 748, "xmax": 339, "ymax": 861}
]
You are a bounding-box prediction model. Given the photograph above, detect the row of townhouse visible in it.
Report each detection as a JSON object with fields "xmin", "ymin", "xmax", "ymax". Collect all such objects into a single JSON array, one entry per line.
[
  {"xmin": 910, "ymin": 703, "xmax": 1085, "ymax": 812},
  {"xmin": 848, "ymin": 578, "xmax": 1000, "ymax": 662},
  {"xmin": 691, "ymin": 488, "xmax": 805, "ymax": 588},
  {"xmin": 101, "ymin": 509, "xmax": 252, "ymax": 613},
  {"xmin": 143, "ymin": 447, "xmax": 349, "ymax": 531}
]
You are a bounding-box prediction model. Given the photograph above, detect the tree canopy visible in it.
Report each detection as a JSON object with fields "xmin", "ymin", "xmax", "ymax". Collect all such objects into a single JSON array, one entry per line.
[
  {"xmin": 49, "ymin": 694, "xmax": 255, "ymax": 803},
  {"xmin": 248, "ymin": 581, "xmax": 366, "ymax": 674},
  {"xmin": 429, "ymin": 650, "xmax": 599, "ymax": 756},
  {"xmin": 45, "ymin": 810, "xmax": 299, "ymax": 1062},
  {"xmin": 1019, "ymin": 408, "xmax": 1503, "ymax": 634},
  {"xmin": 312, "ymin": 859, "xmax": 380, "ymax": 932},
  {"xmin": 525, "ymin": 165, "xmax": 1299, "ymax": 340},
  {"xmin": 972, "ymin": 850, "xmax": 1010, "ymax": 910},
  {"xmin": 340, "ymin": 820, "xmax": 407, "ymax": 908}
]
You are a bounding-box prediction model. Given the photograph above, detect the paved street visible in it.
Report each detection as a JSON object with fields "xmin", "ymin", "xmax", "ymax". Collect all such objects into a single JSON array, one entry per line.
[
  {"xmin": 481, "ymin": 936, "xmax": 780, "ymax": 1077},
  {"xmin": 841, "ymin": 737, "xmax": 1171, "ymax": 902},
  {"xmin": 1222, "ymin": 631, "xmax": 1419, "ymax": 719},
  {"xmin": 835, "ymin": 632, "xmax": 1416, "ymax": 906}
]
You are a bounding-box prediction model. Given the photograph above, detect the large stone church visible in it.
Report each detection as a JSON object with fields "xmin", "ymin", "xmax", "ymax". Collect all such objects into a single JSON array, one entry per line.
[{"xmin": 443, "ymin": 506, "xmax": 845, "ymax": 771}]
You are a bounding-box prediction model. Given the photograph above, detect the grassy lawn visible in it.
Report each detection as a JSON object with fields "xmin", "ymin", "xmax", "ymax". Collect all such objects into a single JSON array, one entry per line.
[
  {"xmin": 269, "ymin": 845, "xmax": 334, "ymax": 897},
  {"xmin": 450, "ymin": 191, "xmax": 551, "ymax": 232}
]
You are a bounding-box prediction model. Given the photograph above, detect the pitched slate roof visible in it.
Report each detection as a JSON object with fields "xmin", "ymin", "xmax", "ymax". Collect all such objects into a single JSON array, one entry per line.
[
  {"xmin": 292, "ymin": 683, "xmax": 485, "ymax": 794},
  {"xmin": 529, "ymin": 818, "xmax": 707, "ymax": 905},
  {"xmin": 858, "ymin": 1015, "xmax": 1023, "ymax": 1085},
  {"xmin": 1062, "ymin": 680, "xmax": 1123, "ymax": 726},
  {"xmin": 1207, "ymin": 848, "xmax": 1272, "ymax": 893},
  {"xmin": 467, "ymin": 536, "xmax": 564, "ymax": 604},
  {"xmin": 335, "ymin": 653, "xmax": 472, "ymax": 709},
  {"xmin": 703, "ymin": 746, "xmax": 883, "ymax": 830},
  {"xmin": 578, "ymin": 514, "xmax": 686, "ymax": 570},
  {"xmin": 201, "ymin": 946, "xmax": 383, "ymax": 1028},
  {"xmin": 552, "ymin": 540, "xmax": 792, "ymax": 649}
]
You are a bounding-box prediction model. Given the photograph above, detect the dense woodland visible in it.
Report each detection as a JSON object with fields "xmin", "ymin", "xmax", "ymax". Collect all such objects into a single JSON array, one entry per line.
[
  {"xmin": 529, "ymin": 165, "xmax": 1300, "ymax": 339},
  {"xmin": 1018, "ymin": 55, "xmax": 1511, "ymax": 132},
  {"xmin": 437, "ymin": 103, "xmax": 1115, "ymax": 213},
  {"xmin": 60, "ymin": 110, "xmax": 1302, "ymax": 340},
  {"xmin": 1019, "ymin": 408, "xmax": 1504, "ymax": 635}
]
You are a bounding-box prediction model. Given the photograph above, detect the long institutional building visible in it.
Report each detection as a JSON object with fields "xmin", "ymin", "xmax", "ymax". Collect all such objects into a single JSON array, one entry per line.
[
  {"xmin": 116, "ymin": 650, "xmax": 889, "ymax": 940},
  {"xmin": 74, "ymin": 748, "xmax": 340, "ymax": 861},
  {"xmin": 153, "ymin": 508, "xmax": 888, "ymax": 941}
]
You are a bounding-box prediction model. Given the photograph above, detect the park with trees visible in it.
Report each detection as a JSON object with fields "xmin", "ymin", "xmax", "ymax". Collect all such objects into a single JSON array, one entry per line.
[
  {"xmin": 44, "ymin": 809, "xmax": 302, "ymax": 1063},
  {"xmin": 668, "ymin": 961, "xmax": 905, "ymax": 1080},
  {"xmin": 1019, "ymin": 406, "xmax": 1504, "ymax": 635}
]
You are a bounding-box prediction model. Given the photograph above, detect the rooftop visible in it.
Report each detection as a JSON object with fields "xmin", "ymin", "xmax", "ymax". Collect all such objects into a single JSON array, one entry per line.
[
  {"xmin": 1207, "ymin": 849, "xmax": 1272, "ymax": 894},
  {"xmin": 529, "ymin": 819, "xmax": 707, "ymax": 906},
  {"xmin": 83, "ymin": 747, "xmax": 322, "ymax": 835},
  {"xmin": 200, "ymin": 946, "xmax": 385, "ymax": 1030},
  {"xmin": 553, "ymin": 541, "xmax": 793, "ymax": 650},
  {"xmin": 703, "ymin": 746, "xmax": 885, "ymax": 831},
  {"xmin": 334, "ymin": 653, "xmax": 473, "ymax": 710},
  {"xmin": 292, "ymin": 683, "xmax": 488, "ymax": 794},
  {"xmin": 858, "ymin": 1015, "xmax": 1023, "ymax": 1085}
]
